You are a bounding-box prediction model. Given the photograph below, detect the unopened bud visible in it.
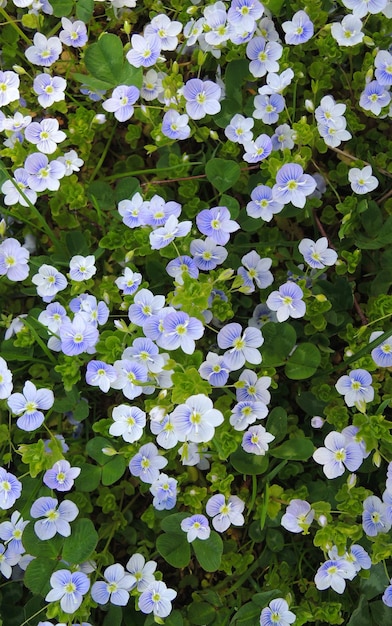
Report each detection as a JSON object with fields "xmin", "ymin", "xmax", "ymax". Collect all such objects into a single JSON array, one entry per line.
[
  {"xmin": 150, "ymin": 406, "xmax": 166, "ymax": 422},
  {"xmin": 172, "ymin": 61, "xmax": 179, "ymax": 75},
  {"xmin": 93, "ymin": 114, "xmax": 106, "ymax": 125},
  {"xmin": 209, "ymin": 130, "xmax": 219, "ymax": 140},
  {"xmin": 318, "ymin": 515, "xmax": 327, "ymax": 527},
  {"xmin": 0, "ymin": 219, "xmax": 6, "ymax": 238},
  {"xmin": 217, "ymin": 268, "xmax": 234, "ymax": 281},
  {"xmin": 123, "ymin": 20, "xmax": 131, "ymax": 35},
  {"xmin": 114, "ymin": 319, "xmax": 129, "ymax": 332},
  {"xmin": 373, "ymin": 450, "xmax": 381, "ymax": 468},
  {"xmin": 305, "ymin": 99, "xmax": 314, "ymax": 112},
  {"xmin": 102, "ymin": 447, "xmax": 117, "ymax": 456},
  {"xmin": 125, "ymin": 250, "xmax": 134, "ymax": 262},
  {"xmin": 13, "ymin": 65, "xmax": 27, "ymax": 75},
  {"xmin": 311, "ymin": 416, "xmax": 324, "ymax": 429},
  {"xmin": 347, "ymin": 473, "xmax": 357, "ymax": 489},
  {"xmin": 158, "ymin": 389, "xmax": 168, "ymax": 400}
]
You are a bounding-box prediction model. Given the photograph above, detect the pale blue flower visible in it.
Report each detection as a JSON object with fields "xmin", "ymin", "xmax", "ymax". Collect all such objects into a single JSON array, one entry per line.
[
  {"xmin": 0, "ymin": 469, "xmax": 22, "ymax": 510},
  {"xmin": 24, "ymin": 153, "xmax": 66, "ymax": 192},
  {"xmin": 260, "ymin": 598, "xmax": 296, "ymax": 626},
  {"xmin": 1, "ymin": 168, "xmax": 37, "ymax": 207},
  {"xmin": 242, "ymin": 424, "xmax": 274, "ymax": 455},
  {"xmin": 123, "ymin": 337, "xmax": 164, "ymax": 373},
  {"xmin": 128, "ymin": 289, "xmax": 165, "ymax": 326},
  {"xmin": 230, "ymin": 400, "xmax": 268, "ymax": 430},
  {"xmin": 298, "ymin": 237, "xmax": 337, "ymax": 269},
  {"xmin": 382, "ymin": 579, "xmax": 392, "ymax": 607},
  {"xmin": 227, "ymin": 0, "xmax": 264, "ymax": 32},
  {"xmin": 253, "ymin": 93, "xmax": 285, "ymax": 124},
  {"xmin": 0, "ymin": 71, "xmax": 19, "ymax": 106},
  {"xmin": 102, "ymin": 85, "xmax": 140, "ymax": 122},
  {"xmin": 149, "ymin": 215, "xmax": 192, "ymax": 249},
  {"xmin": 170, "ymin": 393, "xmax": 224, "ymax": 443},
  {"xmin": 166, "ymin": 255, "xmax": 199, "ymax": 283},
  {"xmin": 281, "ymin": 499, "xmax": 315, "ymax": 533},
  {"xmin": 266, "ymin": 282, "xmax": 306, "ymax": 322},
  {"xmin": 25, "ymin": 33, "xmax": 62, "ymax": 67},
  {"xmin": 199, "ymin": 352, "xmax": 230, "ymax": 386},
  {"xmin": 362, "ymin": 495, "xmax": 391, "ymax": 536},
  {"xmin": 0, "ymin": 544, "xmax": 20, "ymax": 578},
  {"xmin": 91, "ymin": 563, "xmax": 135, "ymax": 605},
  {"xmin": 206, "ymin": 494, "xmax": 245, "ymax": 532},
  {"xmin": 369, "ymin": 331, "xmax": 392, "ymax": 367},
  {"xmin": 271, "ymin": 124, "xmax": 296, "ymax": 150},
  {"xmin": 236, "ymin": 370, "xmax": 271, "ymax": 404},
  {"xmin": 115, "ymin": 267, "xmax": 142, "ymax": 294},
  {"xmin": 272, "ymin": 163, "xmax": 316, "ymax": 208},
  {"xmin": 145, "ymin": 14, "xmax": 182, "ymax": 51},
  {"xmin": 282, "ymin": 10, "xmax": 314, "ymax": 45},
  {"xmin": 160, "ymin": 311, "xmax": 204, "ymax": 354},
  {"xmin": 161, "ymin": 110, "xmax": 190, "ymax": 140},
  {"xmin": 70, "ymin": 294, "xmax": 109, "ymax": 326},
  {"xmin": 224, "ymin": 113, "xmax": 254, "ymax": 144},
  {"xmin": 196, "ymin": 206, "xmax": 239, "ymax": 245},
  {"xmin": 43, "ymin": 460, "xmax": 81, "ymax": 491},
  {"xmin": 342, "ymin": 0, "xmax": 387, "ymax": 18},
  {"xmin": 183, "ymin": 78, "xmax": 221, "ymax": 120},
  {"xmin": 190, "ymin": 237, "xmax": 228, "ymax": 271},
  {"xmin": 59, "ymin": 315, "xmax": 99, "ymax": 356},
  {"xmin": 359, "ymin": 81, "xmax": 391, "ymax": 115},
  {"xmin": 335, "ymin": 369, "xmax": 374, "ymax": 409},
  {"xmin": 313, "ymin": 431, "xmax": 363, "ymax": 479},
  {"xmin": 246, "ymin": 37, "xmax": 282, "ymax": 77},
  {"xmin": 30, "ymin": 496, "xmax": 79, "ymax": 539},
  {"xmin": 7, "ymin": 380, "xmax": 54, "ymax": 431},
  {"xmin": 33, "ymin": 74, "xmax": 67, "ymax": 107},
  {"xmin": 0, "ymin": 238, "xmax": 29, "ymax": 281},
  {"xmin": 314, "ymin": 558, "xmax": 356, "ymax": 593},
  {"xmin": 248, "ymin": 303, "xmax": 278, "ymax": 327},
  {"xmin": 217, "ymin": 322, "xmax": 263, "ymax": 370},
  {"xmin": 315, "ymin": 95, "xmax": 347, "ymax": 127},
  {"xmin": 118, "ymin": 192, "xmax": 145, "ymax": 228},
  {"xmin": 59, "ymin": 17, "xmax": 88, "ymax": 47},
  {"xmin": 246, "ymin": 185, "xmax": 284, "ymax": 222},
  {"xmin": 375, "ymin": 50, "xmax": 392, "ymax": 86},
  {"xmin": 140, "ymin": 194, "xmax": 181, "ymax": 228},
  {"xmin": 150, "ymin": 473, "xmax": 177, "ymax": 510},
  {"xmin": 0, "ymin": 357, "xmax": 12, "ymax": 400},
  {"xmin": 331, "ymin": 15, "xmax": 364, "ymax": 46},
  {"xmin": 139, "ymin": 580, "xmax": 177, "ymax": 618},
  {"xmin": 126, "ymin": 553, "xmax": 157, "ymax": 591},
  {"xmin": 126, "ymin": 34, "xmax": 161, "ymax": 68},
  {"xmin": 243, "ymin": 134, "xmax": 272, "ymax": 163},
  {"xmin": 348, "ymin": 165, "xmax": 379, "ymax": 194},
  {"xmin": 45, "ymin": 569, "xmax": 90, "ymax": 613},
  {"xmin": 109, "ymin": 404, "xmax": 146, "ymax": 443},
  {"xmin": 130, "ymin": 442, "xmax": 169, "ymax": 481},
  {"xmin": 69, "ymin": 254, "xmax": 96, "ymax": 281},
  {"xmin": 181, "ymin": 514, "xmax": 210, "ymax": 542},
  {"xmin": 237, "ymin": 251, "xmax": 273, "ymax": 292},
  {"xmin": 111, "ymin": 359, "xmax": 148, "ymax": 400}
]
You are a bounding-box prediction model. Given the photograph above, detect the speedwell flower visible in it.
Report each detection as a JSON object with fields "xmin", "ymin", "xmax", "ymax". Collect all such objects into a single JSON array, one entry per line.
[
  {"xmin": 0, "ymin": 469, "xmax": 22, "ymax": 510},
  {"xmin": 272, "ymin": 163, "xmax": 316, "ymax": 208},
  {"xmin": 7, "ymin": 380, "xmax": 54, "ymax": 431},
  {"xmin": 348, "ymin": 165, "xmax": 379, "ymax": 194},
  {"xmin": 30, "ymin": 496, "xmax": 79, "ymax": 539},
  {"xmin": 206, "ymin": 494, "xmax": 245, "ymax": 532},
  {"xmin": 266, "ymin": 282, "xmax": 306, "ymax": 322},
  {"xmin": 260, "ymin": 598, "xmax": 296, "ymax": 626},
  {"xmin": 45, "ymin": 569, "xmax": 90, "ymax": 613},
  {"xmin": 335, "ymin": 369, "xmax": 374, "ymax": 410},
  {"xmin": 313, "ymin": 431, "xmax": 363, "ymax": 479},
  {"xmin": 217, "ymin": 322, "xmax": 263, "ymax": 370},
  {"xmin": 43, "ymin": 460, "xmax": 81, "ymax": 492}
]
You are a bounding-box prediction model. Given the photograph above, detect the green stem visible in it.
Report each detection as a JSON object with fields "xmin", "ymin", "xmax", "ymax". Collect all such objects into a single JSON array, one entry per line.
[
  {"xmin": 102, "ymin": 162, "xmax": 203, "ymax": 182},
  {"xmin": 88, "ymin": 121, "xmax": 118, "ymax": 184},
  {"xmin": 0, "ymin": 8, "xmax": 31, "ymax": 44}
]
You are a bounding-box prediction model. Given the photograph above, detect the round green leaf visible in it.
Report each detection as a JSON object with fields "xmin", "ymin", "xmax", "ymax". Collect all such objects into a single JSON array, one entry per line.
[
  {"xmin": 84, "ymin": 34, "xmax": 124, "ymax": 86},
  {"xmin": 24, "ymin": 558, "xmax": 59, "ymax": 596},
  {"xmin": 156, "ymin": 532, "xmax": 191, "ymax": 568},
  {"xmin": 22, "ymin": 522, "xmax": 63, "ymax": 559},
  {"xmin": 230, "ymin": 446, "xmax": 269, "ymax": 475},
  {"xmin": 160, "ymin": 512, "xmax": 189, "ymax": 533},
  {"xmin": 62, "ymin": 518, "xmax": 98, "ymax": 564},
  {"xmin": 102, "ymin": 455, "xmax": 126, "ymax": 485},
  {"xmin": 266, "ymin": 407, "xmax": 287, "ymax": 444},
  {"xmin": 270, "ymin": 437, "xmax": 314, "ymax": 461},
  {"xmin": 285, "ymin": 343, "xmax": 321, "ymax": 379},
  {"xmin": 261, "ymin": 322, "xmax": 297, "ymax": 366},
  {"xmin": 188, "ymin": 602, "xmax": 216, "ymax": 625},
  {"xmin": 205, "ymin": 158, "xmax": 241, "ymax": 193},
  {"xmin": 193, "ymin": 531, "xmax": 223, "ymax": 572}
]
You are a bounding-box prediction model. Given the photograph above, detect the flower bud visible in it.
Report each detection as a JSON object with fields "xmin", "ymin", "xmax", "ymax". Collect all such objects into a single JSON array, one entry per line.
[
  {"xmin": 318, "ymin": 515, "xmax": 327, "ymax": 527},
  {"xmin": 123, "ymin": 20, "xmax": 131, "ymax": 35},
  {"xmin": 102, "ymin": 447, "xmax": 117, "ymax": 456},
  {"xmin": 12, "ymin": 65, "xmax": 27, "ymax": 75},
  {"xmin": 311, "ymin": 416, "xmax": 324, "ymax": 429},
  {"xmin": 373, "ymin": 450, "xmax": 381, "ymax": 468},
  {"xmin": 93, "ymin": 114, "xmax": 106, "ymax": 125},
  {"xmin": 347, "ymin": 473, "xmax": 356, "ymax": 489},
  {"xmin": 305, "ymin": 99, "xmax": 314, "ymax": 112}
]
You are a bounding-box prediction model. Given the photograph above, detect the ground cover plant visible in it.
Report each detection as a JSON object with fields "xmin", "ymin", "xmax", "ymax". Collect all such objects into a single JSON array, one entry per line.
[{"xmin": 0, "ymin": 0, "xmax": 392, "ymax": 624}]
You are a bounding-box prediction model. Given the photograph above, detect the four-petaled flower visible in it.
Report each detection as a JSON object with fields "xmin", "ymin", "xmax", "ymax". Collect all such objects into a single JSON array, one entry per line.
[
  {"xmin": 260, "ymin": 598, "xmax": 296, "ymax": 626},
  {"xmin": 181, "ymin": 514, "xmax": 211, "ymax": 542},
  {"xmin": 335, "ymin": 369, "xmax": 374, "ymax": 411},
  {"xmin": 206, "ymin": 494, "xmax": 245, "ymax": 532},
  {"xmin": 45, "ymin": 569, "xmax": 90, "ymax": 613},
  {"xmin": 7, "ymin": 380, "xmax": 54, "ymax": 431}
]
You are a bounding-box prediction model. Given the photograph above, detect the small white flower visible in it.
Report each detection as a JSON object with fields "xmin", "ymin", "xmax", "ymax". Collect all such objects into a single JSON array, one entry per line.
[{"xmin": 348, "ymin": 165, "xmax": 379, "ymax": 194}]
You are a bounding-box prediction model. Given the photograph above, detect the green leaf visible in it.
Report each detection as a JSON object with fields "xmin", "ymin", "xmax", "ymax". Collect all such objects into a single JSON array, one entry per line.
[
  {"xmin": 62, "ymin": 518, "xmax": 98, "ymax": 564},
  {"xmin": 261, "ymin": 322, "xmax": 297, "ymax": 366},
  {"xmin": 65, "ymin": 230, "xmax": 91, "ymax": 257},
  {"xmin": 205, "ymin": 158, "xmax": 241, "ymax": 193},
  {"xmin": 103, "ymin": 604, "xmax": 123, "ymax": 626},
  {"xmin": 22, "ymin": 522, "xmax": 64, "ymax": 559},
  {"xmin": 193, "ymin": 532, "xmax": 223, "ymax": 572},
  {"xmin": 360, "ymin": 562, "xmax": 389, "ymax": 600},
  {"xmin": 86, "ymin": 436, "xmax": 113, "ymax": 464},
  {"xmin": 84, "ymin": 34, "xmax": 125, "ymax": 86},
  {"xmin": 229, "ymin": 601, "xmax": 261, "ymax": 626},
  {"xmin": 72, "ymin": 72, "xmax": 114, "ymax": 91},
  {"xmin": 164, "ymin": 610, "xmax": 184, "ymax": 626},
  {"xmin": 49, "ymin": 0, "xmax": 73, "ymax": 17},
  {"xmin": 188, "ymin": 602, "xmax": 216, "ymax": 625},
  {"xmin": 156, "ymin": 532, "xmax": 191, "ymax": 568},
  {"xmin": 266, "ymin": 407, "xmax": 287, "ymax": 444},
  {"xmin": 24, "ymin": 558, "xmax": 59, "ymax": 596},
  {"xmin": 74, "ymin": 463, "xmax": 102, "ymax": 491},
  {"xmin": 102, "ymin": 455, "xmax": 126, "ymax": 485},
  {"xmin": 76, "ymin": 0, "xmax": 94, "ymax": 21},
  {"xmin": 347, "ymin": 595, "xmax": 370, "ymax": 626},
  {"xmin": 270, "ymin": 437, "xmax": 314, "ymax": 461},
  {"xmin": 285, "ymin": 343, "xmax": 321, "ymax": 380},
  {"xmin": 160, "ymin": 512, "xmax": 189, "ymax": 533},
  {"xmin": 252, "ymin": 591, "xmax": 283, "ymax": 607},
  {"xmin": 230, "ymin": 446, "xmax": 269, "ymax": 475}
]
